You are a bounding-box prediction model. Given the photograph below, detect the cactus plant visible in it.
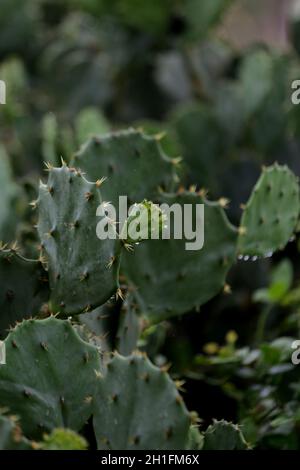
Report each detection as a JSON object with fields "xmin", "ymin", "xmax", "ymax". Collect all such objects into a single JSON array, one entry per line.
[
  {"xmin": 2, "ymin": 0, "xmax": 300, "ymax": 451},
  {"xmin": 0, "ymin": 317, "xmax": 101, "ymax": 438},
  {"xmin": 37, "ymin": 163, "xmax": 121, "ymax": 315},
  {"xmin": 93, "ymin": 353, "xmax": 191, "ymax": 450}
]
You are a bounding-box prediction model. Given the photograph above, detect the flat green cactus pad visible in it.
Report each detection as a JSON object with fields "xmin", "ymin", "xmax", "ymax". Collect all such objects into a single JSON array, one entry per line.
[
  {"xmin": 93, "ymin": 353, "xmax": 190, "ymax": 450},
  {"xmin": 238, "ymin": 164, "xmax": 300, "ymax": 257},
  {"xmin": 72, "ymin": 129, "xmax": 176, "ymax": 207},
  {"xmin": 0, "ymin": 248, "xmax": 49, "ymax": 338},
  {"xmin": 122, "ymin": 192, "xmax": 237, "ymax": 322},
  {"xmin": 0, "ymin": 317, "xmax": 101, "ymax": 438},
  {"xmin": 37, "ymin": 164, "xmax": 120, "ymax": 315},
  {"xmin": 203, "ymin": 420, "xmax": 249, "ymax": 450}
]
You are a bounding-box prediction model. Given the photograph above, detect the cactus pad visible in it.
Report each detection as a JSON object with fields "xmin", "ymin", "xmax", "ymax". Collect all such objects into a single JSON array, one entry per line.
[
  {"xmin": 122, "ymin": 192, "xmax": 237, "ymax": 322},
  {"xmin": 93, "ymin": 353, "xmax": 190, "ymax": 450},
  {"xmin": 238, "ymin": 164, "xmax": 300, "ymax": 257},
  {"xmin": 203, "ymin": 420, "xmax": 249, "ymax": 450},
  {"xmin": 0, "ymin": 317, "xmax": 101, "ymax": 438},
  {"xmin": 37, "ymin": 164, "xmax": 120, "ymax": 315},
  {"xmin": 72, "ymin": 129, "xmax": 176, "ymax": 207},
  {"xmin": 116, "ymin": 294, "xmax": 141, "ymax": 356},
  {"xmin": 0, "ymin": 248, "xmax": 49, "ymax": 338}
]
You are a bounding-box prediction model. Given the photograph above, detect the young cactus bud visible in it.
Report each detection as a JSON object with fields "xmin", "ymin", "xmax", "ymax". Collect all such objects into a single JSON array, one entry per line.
[{"xmin": 120, "ymin": 200, "xmax": 167, "ymax": 245}]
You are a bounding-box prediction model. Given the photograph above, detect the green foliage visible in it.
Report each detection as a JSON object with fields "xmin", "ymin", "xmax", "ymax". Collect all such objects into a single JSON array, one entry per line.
[
  {"xmin": 41, "ymin": 114, "xmax": 60, "ymax": 167},
  {"xmin": 93, "ymin": 353, "xmax": 191, "ymax": 450},
  {"xmin": 69, "ymin": 0, "xmax": 173, "ymax": 35},
  {"xmin": 0, "ymin": 58, "xmax": 28, "ymax": 120},
  {"xmin": 183, "ymin": 0, "xmax": 233, "ymax": 41},
  {"xmin": 194, "ymin": 332, "xmax": 300, "ymax": 449},
  {"xmin": 75, "ymin": 107, "xmax": 110, "ymax": 146},
  {"xmin": 253, "ymin": 259, "xmax": 294, "ymax": 305},
  {"xmin": 109, "ymin": 0, "xmax": 173, "ymax": 36},
  {"xmin": 40, "ymin": 13, "xmax": 128, "ymax": 114},
  {"xmin": 239, "ymin": 50, "xmax": 274, "ymax": 119},
  {"xmin": 0, "ymin": 0, "xmax": 39, "ymax": 56},
  {"xmin": 172, "ymin": 104, "xmax": 224, "ymax": 191}
]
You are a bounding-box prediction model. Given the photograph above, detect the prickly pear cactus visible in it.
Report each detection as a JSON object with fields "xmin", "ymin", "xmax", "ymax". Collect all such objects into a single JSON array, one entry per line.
[
  {"xmin": 122, "ymin": 191, "xmax": 237, "ymax": 322},
  {"xmin": 202, "ymin": 420, "xmax": 249, "ymax": 450},
  {"xmin": 72, "ymin": 129, "xmax": 177, "ymax": 207},
  {"xmin": 238, "ymin": 164, "xmax": 300, "ymax": 257},
  {"xmin": 0, "ymin": 246, "xmax": 49, "ymax": 338},
  {"xmin": 93, "ymin": 353, "xmax": 190, "ymax": 450},
  {"xmin": 0, "ymin": 317, "xmax": 101, "ymax": 438},
  {"xmin": 37, "ymin": 163, "xmax": 121, "ymax": 315}
]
